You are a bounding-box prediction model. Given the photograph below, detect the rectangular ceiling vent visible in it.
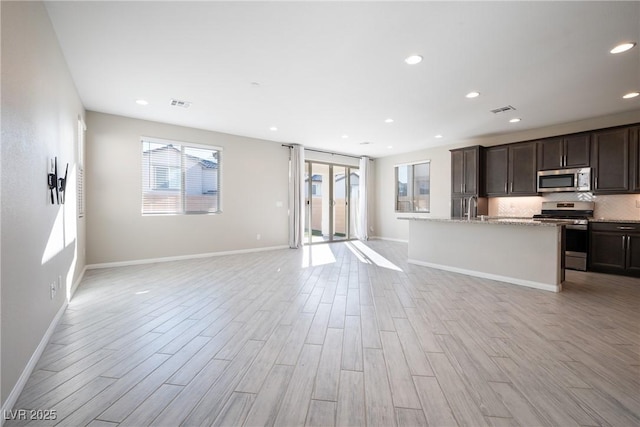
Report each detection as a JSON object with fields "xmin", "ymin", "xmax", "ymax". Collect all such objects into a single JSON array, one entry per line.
[
  {"xmin": 490, "ymin": 105, "xmax": 516, "ymax": 114},
  {"xmin": 170, "ymin": 99, "xmax": 192, "ymax": 109}
]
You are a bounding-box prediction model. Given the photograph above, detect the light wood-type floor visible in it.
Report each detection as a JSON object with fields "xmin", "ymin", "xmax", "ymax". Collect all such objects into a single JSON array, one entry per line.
[{"xmin": 8, "ymin": 240, "xmax": 640, "ymax": 426}]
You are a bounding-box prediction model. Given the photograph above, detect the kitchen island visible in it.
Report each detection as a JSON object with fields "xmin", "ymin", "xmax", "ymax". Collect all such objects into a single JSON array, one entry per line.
[{"xmin": 401, "ymin": 217, "xmax": 566, "ymax": 292}]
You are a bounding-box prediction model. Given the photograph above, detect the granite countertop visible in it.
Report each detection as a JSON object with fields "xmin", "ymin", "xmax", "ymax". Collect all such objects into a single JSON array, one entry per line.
[{"xmin": 398, "ymin": 216, "xmax": 569, "ymax": 227}]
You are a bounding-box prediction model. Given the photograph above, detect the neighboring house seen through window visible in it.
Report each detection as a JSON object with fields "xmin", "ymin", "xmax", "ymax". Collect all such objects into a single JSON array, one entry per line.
[
  {"xmin": 141, "ymin": 138, "xmax": 221, "ymax": 214},
  {"xmin": 153, "ymin": 166, "xmax": 181, "ymax": 190},
  {"xmin": 395, "ymin": 160, "xmax": 430, "ymax": 212}
]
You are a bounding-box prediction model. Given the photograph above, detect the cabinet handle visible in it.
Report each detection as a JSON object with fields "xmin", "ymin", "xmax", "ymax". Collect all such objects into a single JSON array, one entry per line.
[
  {"xmin": 560, "ymin": 154, "xmax": 564, "ymax": 167},
  {"xmin": 626, "ymin": 235, "xmax": 631, "ymax": 268},
  {"xmin": 510, "ymin": 182, "xmax": 513, "ymax": 193},
  {"xmin": 616, "ymin": 226, "xmax": 636, "ymax": 230},
  {"xmin": 504, "ymin": 182, "xmax": 508, "ymax": 193},
  {"xmin": 595, "ymin": 176, "xmax": 598, "ymax": 189}
]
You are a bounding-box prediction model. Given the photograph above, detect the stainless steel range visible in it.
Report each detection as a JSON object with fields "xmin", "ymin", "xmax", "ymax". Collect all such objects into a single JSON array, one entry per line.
[{"xmin": 533, "ymin": 201, "xmax": 594, "ymax": 271}]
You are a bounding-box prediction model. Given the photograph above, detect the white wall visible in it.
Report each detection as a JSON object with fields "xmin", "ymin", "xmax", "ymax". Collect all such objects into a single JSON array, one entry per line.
[
  {"xmin": 374, "ymin": 110, "xmax": 640, "ymax": 241},
  {"xmin": 1, "ymin": 1, "xmax": 85, "ymax": 407},
  {"xmin": 85, "ymin": 112, "xmax": 290, "ymax": 265}
]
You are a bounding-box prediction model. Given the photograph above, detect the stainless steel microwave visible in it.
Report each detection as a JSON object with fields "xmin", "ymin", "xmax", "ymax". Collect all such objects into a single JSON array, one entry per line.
[{"xmin": 537, "ymin": 168, "xmax": 591, "ymax": 192}]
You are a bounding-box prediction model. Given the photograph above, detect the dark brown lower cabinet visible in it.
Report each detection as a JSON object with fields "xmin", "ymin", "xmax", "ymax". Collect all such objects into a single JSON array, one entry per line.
[
  {"xmin": 589, "ymin": 222, "xmax": 640, "ymax": 277},
  {"xmin": 628, "ymin": 234, "xmax": 640, "ymax": 274}
]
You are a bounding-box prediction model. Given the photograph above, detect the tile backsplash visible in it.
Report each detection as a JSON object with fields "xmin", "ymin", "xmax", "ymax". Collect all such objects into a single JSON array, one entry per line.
[{"xmin": 488, "ymin": 193, "xmax": 640, "ymax": 220}]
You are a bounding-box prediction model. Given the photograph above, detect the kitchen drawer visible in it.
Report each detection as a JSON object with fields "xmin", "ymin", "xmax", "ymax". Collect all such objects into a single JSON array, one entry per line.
[{"xmin": 589, "ymin": 222, "xmax": 640, "ymax": 232}]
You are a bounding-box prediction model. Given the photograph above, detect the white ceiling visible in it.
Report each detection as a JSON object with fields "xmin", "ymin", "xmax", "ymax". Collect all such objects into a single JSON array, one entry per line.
[{"xmin": 45, "ymin": 1, "xmax": 640, "ymax": 157}]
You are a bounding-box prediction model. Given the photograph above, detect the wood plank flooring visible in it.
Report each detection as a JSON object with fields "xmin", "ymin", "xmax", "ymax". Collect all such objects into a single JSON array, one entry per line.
[{"xmin": 7, "ymin": 240, "xmax": 640, "ymax": 426}]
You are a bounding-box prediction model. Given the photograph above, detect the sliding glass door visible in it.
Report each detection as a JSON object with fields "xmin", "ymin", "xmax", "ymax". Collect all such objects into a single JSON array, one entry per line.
[
  {"xmin": 349, "ymin": 168, "xmax": 360, "ymax": 240},
  {"xmin": 305, "ymin": 161, "xmax": 358, "ymax": 244},
  {"xmin": 332, "ymin": 165, "xmax": 347, "ymax": 241}
]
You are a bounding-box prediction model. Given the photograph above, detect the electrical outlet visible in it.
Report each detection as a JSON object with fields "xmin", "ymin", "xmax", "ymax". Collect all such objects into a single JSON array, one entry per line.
[
  {"xmin": 50, "ymin": 282, "xmax": 56, "ymax": 299},
  {"xmin": 58, "ymin": 275, "xmax": 63, "ymax": 289},
  {"xmin": 256, "ymin": 234, "xmax": 261, "ymax": 240}
]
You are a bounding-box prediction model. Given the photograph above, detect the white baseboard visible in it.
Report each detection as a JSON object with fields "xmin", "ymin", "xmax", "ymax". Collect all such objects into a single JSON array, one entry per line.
[
  {"xmin": 86, "ymin": 245, "xmax": 290, "ymax": 270},
  {"xmin": 1, "ymin": 301, "xmax": 68, "ymax": 421},
  {"xmin": 70, "ymin": 265, "xmax": 87, "ymax": 298},
  {"xmin": 407, "ymin": 259, "xmax": 561, "ymax": 293},
  {"xmin": 370, "ymin": 236, "xmax": 409, "ymax": 244}
]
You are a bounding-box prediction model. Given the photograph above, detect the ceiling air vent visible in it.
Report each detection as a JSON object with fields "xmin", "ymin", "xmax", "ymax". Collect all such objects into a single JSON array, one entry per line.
[
  {"xmin": 170, "ymin": 99, "xmax": 192, "ymax": 109},
  {"xmin": 490, "ymin": 105, "xmax": 516, "ymax": 114}
]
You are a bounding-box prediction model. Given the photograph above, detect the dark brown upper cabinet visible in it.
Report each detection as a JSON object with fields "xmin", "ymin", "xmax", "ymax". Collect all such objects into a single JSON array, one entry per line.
[
  {"xmin": 591, "ymin": 127, "xmax": 634, "ymax": 193},
  {"xmin": 451, "ymin": 146, "xmax": 488, "ymax": 217},
  {"xmin": 537, "ymin": 133, "xmax": 590, "ymax": 171},
  {"xmin": 484, "ymin": 142, "xmax": 537, "ymax": 197},
  {"xmin": 460, "ymin": 122, "xmax": 639, "ymax": 199},
  {"xmin": 509, "ymin": 142, "xmax": 538, "ymax": 195},
  {"xmin": 631, "ymin": 126, "xmax": 640, "ymax": 192},
  {"xmin": 451, "ymin": 146, "xmax": 483, "ymax": 196},
  {"xmin": 485, "ymin": 146, "xmax": 508, "ymax": 196}
]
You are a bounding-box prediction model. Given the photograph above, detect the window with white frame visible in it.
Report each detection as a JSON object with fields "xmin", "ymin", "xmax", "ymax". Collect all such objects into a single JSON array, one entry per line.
[
  {"xmin": 141, "ymin": 138, "xmax": 221, "ymax": 214},
  {"xmin": 395, "ymin": 160, "xmax": 430, "ymax": 212}
]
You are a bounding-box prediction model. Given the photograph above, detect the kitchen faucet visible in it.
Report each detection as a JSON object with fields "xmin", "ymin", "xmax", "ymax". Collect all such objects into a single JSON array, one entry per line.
[{"xmin": 466, "ymin": 195, "xmax": 477, "ymax": 220}]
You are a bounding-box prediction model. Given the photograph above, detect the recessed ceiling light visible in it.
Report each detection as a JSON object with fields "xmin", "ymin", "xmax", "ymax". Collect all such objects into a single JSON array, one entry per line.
[
  {"xmin": 385, "ymin": 118, "xmax": 394, "ymax": 123},
  {"xmin": 610, "ymin": 42, "xmax": 636, "ymax": 54},
  {"xmin": 623, "ymin": 91, "xmax": 639, "ymax": 99},
  {"xmin": 136, "ymin": 99, "xmax": 149, "ymax": 106},
  {"xmin": 509, "ymin": 118, "xmax": 522, "ymax": 123},
  {"xmin": 341, "ymin": 134, "xmax": 349, "ymax": 139},
  {"xmin": 405, "ymin": 55, "xmax": 423, "ymax": 65},
  {"xmin": 466, "ymin": 91, "xmax": 480, "ymax": 98},
  {"xmin": 387, "ymin": 145, "xmax": 393, "ymax": 149},
  {"xmin": 434, "ymin": 134, "xmax": 443, "ymax": 139},
  {"xmin": 269, "ymin": 126, "xmax": 278, "ymax": 131}
]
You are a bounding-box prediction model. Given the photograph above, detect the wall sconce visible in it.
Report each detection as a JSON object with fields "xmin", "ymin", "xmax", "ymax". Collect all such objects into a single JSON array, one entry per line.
[{"xmin": 47, "ymin": 157, "xmax": 68, "ymax": 204}]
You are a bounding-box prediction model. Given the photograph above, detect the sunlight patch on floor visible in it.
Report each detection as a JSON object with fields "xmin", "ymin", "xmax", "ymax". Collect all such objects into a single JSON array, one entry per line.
[
  {"xmin": 344, "ymin": 241, "xmax": 371, "ymax": 264},
  {"xmin": 302, "ymin": 244, "xmax": 337, "ymax": 267},
  {"xmin": 346, "ymin": 241, "xmax": 403, "ymax": 272}
]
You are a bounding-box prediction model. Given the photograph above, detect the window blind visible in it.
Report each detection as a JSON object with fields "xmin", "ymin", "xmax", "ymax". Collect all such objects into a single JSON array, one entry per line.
[
  {"xmin": 141, "ymin": 138, "xmax": 221, "ymax": 214},
  {"xmin": 77, "ymin": 117, "xmax": 86, "ymax": 218}
]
